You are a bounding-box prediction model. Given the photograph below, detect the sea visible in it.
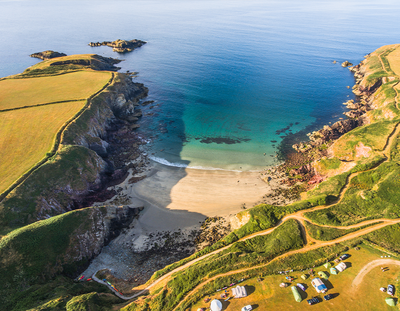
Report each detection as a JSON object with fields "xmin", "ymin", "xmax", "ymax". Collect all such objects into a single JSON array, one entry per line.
[{"xmin": 1, "ymin": 0, "xmax": 400, "ymax": 171}]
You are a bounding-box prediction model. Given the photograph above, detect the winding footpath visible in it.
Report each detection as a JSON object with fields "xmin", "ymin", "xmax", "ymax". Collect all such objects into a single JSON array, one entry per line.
[{"xmin": 91, "ymin": 50, "xmax": 400, "ymax": 310}]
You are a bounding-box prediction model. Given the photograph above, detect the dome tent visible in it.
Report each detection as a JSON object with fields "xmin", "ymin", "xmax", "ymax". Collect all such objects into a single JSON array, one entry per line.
[
  {"xmin": 210, "ymin": 299, "xmax": 223, "ymax": 311},
  {"xmin": 291, "ymin": 286, "xmax": 302, "ymax": 302},
  {"xmin": 301, "ymin": 274, "xmax": 308, "ymax": 280},
  {"xmin": 318, "ymin": 271, "xmax": 329, "ymax": 279},
  {"xmin": 386, "ymin": 297, "xmax": 396, "ymax": 306},
  {"xmin": 330, "ymin": 267, "xmax": 338, "ymax": 275},
  {"xmin": 324, "ymin": 262, "xmax": 331, "ymax": 269}
]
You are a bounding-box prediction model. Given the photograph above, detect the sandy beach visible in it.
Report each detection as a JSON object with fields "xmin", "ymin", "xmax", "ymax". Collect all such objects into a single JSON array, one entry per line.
[
  {"xmin": 132, "ymin": 162, "xmax": 273, "ymax": 216},
  {"xmin": 83, "ymin": 160, "xmax": 288, "ymax": 282},
  {"xmin": 94, "ymin": 159, "xmax": 291, "ymax": 241}
]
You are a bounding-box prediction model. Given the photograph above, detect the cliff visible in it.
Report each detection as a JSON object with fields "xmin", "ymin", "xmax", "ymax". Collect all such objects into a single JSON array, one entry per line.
[
  {"xmin": 0, "ymin": 205, "xmax": 141, "ymax": 308},
  {"xmin": 0, "ymin": 59, "xmax": 148, "ymax": 231}
]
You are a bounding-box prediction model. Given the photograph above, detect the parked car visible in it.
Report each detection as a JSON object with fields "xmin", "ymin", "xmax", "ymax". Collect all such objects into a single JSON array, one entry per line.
[
  {"xmin": 297, "ymin": 283, "xmax": 306, "ymax": 291},
  {"xmin": 307, "ymin": 297, "xmax": 319, "ymax": 305},
  {"xmin": 339, "ymin": 254, "xmax": 350, "ymax": 260},
  {"xmin": 241, "ymin": 305, "xmax": 252, "ymax": 311},
  {"xmin": 380, "ymin": 287, "xmax": 387, "ymax": 292},
  {"xmin": 388, "ymin": 284, "xmax": 395, "ymax": 296},
  {"xmin": 324, "ymin": 294, "xmax": 333, "ymax": 300}
]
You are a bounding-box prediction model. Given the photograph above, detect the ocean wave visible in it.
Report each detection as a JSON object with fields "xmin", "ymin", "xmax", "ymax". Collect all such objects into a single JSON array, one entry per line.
[
  {"xmin": 149, "ymin": 156, "xmax": 244, "ymax": 172},
  {"xmin": 149, "ymin": 156, "xmax": 189, "ymax": 168}
]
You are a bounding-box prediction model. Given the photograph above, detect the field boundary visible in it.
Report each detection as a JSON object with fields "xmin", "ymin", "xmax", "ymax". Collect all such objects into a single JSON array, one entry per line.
[{"xmin": 0, "ymin": 99, "xmax": 86, "ymax": 113}]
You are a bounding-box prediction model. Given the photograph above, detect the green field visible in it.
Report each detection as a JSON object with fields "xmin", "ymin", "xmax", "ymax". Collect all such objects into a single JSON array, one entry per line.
[
  {"xmin": 0, "ymin": 64, "xmax": 112, "ymax": 197},
  {"xmin": 0, "ymin": 70, "xmax": 111, "ymax": 110},
  {"xmin": 0, "ymin": 101, "xmax": 87, "ymax": 194}
]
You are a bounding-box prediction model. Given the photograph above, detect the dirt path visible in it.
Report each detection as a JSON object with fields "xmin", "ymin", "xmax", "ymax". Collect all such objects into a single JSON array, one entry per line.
[
  {"xmin": 351, "ymin": 259, "xmax": 400, "ymax": 288},
  {"xmin": 172, "ymin": 219, "xmax": 400, "ymax": 310}
]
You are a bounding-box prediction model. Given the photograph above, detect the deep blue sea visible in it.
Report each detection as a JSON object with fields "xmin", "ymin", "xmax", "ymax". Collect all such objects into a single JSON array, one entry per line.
[{"xmin": 1, "ymin": 0, "xmax": 400, "ymax": 170}]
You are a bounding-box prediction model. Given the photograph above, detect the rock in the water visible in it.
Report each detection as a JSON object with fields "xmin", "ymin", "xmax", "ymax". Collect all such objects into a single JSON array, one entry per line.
[
  {"xmin": 88, "ymin": 39, "xmax": 146, "ymax": 53},
  {"xmin": 30, "ymin": 50, "xmax": 67, "ymax": 60},
  {"xmin": 341, "ymin": 60, "xmax": 353, "ymax": 67}
]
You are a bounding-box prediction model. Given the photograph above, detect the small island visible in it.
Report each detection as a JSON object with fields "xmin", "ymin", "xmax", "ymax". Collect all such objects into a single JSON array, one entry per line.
[
  {"xmin": 30, "ymin": 50, "xmax": 67, "ymax": 60},
  {"xmin": 88, "ymin": 39, "xmax": 146, "ymax": 53}
]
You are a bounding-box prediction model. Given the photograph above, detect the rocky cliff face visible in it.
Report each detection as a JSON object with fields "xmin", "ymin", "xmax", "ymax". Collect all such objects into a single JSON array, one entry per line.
[
  {"xmin": 62, "ymin": 73, "xmax": 147, "ymax": 155},
  {"xmin": 292, "ymin": 59, "xmax": 376, "ymax": 153},
  {"xmin": 61, "ymin": 205, "xmax": 143, "ymax": 277}
]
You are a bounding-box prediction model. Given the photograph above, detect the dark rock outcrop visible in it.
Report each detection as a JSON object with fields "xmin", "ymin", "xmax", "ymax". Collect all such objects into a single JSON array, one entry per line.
[
  {"xmin": 30, "ymin": 50, "xmax": 67, "ymax": 60},
  {"xmin": 293, "ymin": 118, "xmax": 360, "ymax": 153},
  {"xmin": 341, "ymin": 60, "xmax": 353, "ymax": 67},
  {"xmin": 88, "ymin": 39, "xmax": 146, "ymax": 53}
]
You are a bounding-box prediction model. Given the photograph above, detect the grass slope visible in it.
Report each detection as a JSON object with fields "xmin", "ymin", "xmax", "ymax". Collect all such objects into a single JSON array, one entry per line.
[
  {"xmin": 0, "ymin": 145, "xmax": 105, "ymax": 233},
  {"xmin": 305, "ymin": 221, "xmax": 381, "ymax": 241},
  {"xmin": 0, "ymin": 207, "xmax": 106, "ymax": 309}
]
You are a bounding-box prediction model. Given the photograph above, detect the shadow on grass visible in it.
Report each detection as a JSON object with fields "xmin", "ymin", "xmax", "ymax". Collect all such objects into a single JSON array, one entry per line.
[
  {"xmin": 221, "ymin": 300, "xmax": 231, "ymax": 309},
  {"xmin": 331, "ymin": 293, "xmax": 340, "ymax": 299},
  {"xmin": 299, "ymin": 288, "xmax": 309, "ymax": 300},
  {"xmin": 324, "ymin": 279, "xmax": 334, "ymax": 290},
  {"xmin": 246, "ymin": 285, "xmax": 256, "ymax": 295},
  {"xmin": 344, "ymin": 261, "xmax": 352, "ymax": 268}
]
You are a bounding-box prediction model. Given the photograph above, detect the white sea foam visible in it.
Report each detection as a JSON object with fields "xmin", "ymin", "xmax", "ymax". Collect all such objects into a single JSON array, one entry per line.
[
  {"xmin": 149, "ymin": 156, "xmax": 188, "ymax": 168},
  {"xmin": 149, "ymin": 156, "xmax": 244, "ymax": 172}
]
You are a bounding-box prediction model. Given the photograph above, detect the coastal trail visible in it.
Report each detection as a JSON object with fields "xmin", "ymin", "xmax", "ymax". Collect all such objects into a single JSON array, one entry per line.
[{"xmin": 351, "ymin": 259, "xmax": 400, "ymax": 289}]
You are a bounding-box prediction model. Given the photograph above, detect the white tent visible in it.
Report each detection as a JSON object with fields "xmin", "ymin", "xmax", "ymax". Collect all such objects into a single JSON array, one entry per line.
[
  {"xmin": 210, "ymin": 299, "xmax": 223, "ymax": 311},
  {"xmin": 232, "ymin": 285, "xmax": 247, "ymax": 298},
  {"xmin": 335, "ymin": 262, "xmax": 347, "ymax": 272}
]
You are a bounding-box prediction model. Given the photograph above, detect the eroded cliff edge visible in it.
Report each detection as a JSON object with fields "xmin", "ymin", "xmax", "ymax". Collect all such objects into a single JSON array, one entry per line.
[
  {"xmin": 0, "ymin": 54, "xmax": 151, "ymax": 306},
  {"xmin": 0, "ymin": 68, "xmax": 148, "ymax": 228}
]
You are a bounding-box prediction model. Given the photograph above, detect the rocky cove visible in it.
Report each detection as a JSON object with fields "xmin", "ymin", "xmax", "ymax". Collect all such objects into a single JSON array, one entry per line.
[
  {"xmin": 293, "ymin": 59, "xmax": 384, "ymax": 154},
  {"xmin": 279, "ymin": 58, "xmax": 385, "ymax": 186},
  {"xmin": 0, "ymin": 52, "xmax": 373, "ymax": 293}
]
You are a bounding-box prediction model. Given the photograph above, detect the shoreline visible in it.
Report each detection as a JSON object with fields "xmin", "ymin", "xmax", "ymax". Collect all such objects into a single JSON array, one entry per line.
[{"xmin": 79, "ymin": 58, "xmax": 371, "ymax": 289}]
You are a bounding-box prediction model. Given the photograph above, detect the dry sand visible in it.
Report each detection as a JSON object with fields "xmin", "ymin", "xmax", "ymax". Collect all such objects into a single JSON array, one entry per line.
[{"xmin": 131, "ymin": 162, "xmax": 273, "ymax": 217}]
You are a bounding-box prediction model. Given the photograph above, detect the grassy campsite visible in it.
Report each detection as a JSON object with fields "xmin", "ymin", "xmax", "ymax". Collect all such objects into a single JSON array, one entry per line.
[{"xmin": 189, "ymin": 245, "xmax": 400, "ymax": 310}]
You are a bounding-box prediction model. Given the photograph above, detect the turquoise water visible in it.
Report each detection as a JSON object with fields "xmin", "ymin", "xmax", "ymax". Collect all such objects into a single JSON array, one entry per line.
[{"xmin": 1, "ymin": 0, "xmax": 400, "ymax": 170}]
